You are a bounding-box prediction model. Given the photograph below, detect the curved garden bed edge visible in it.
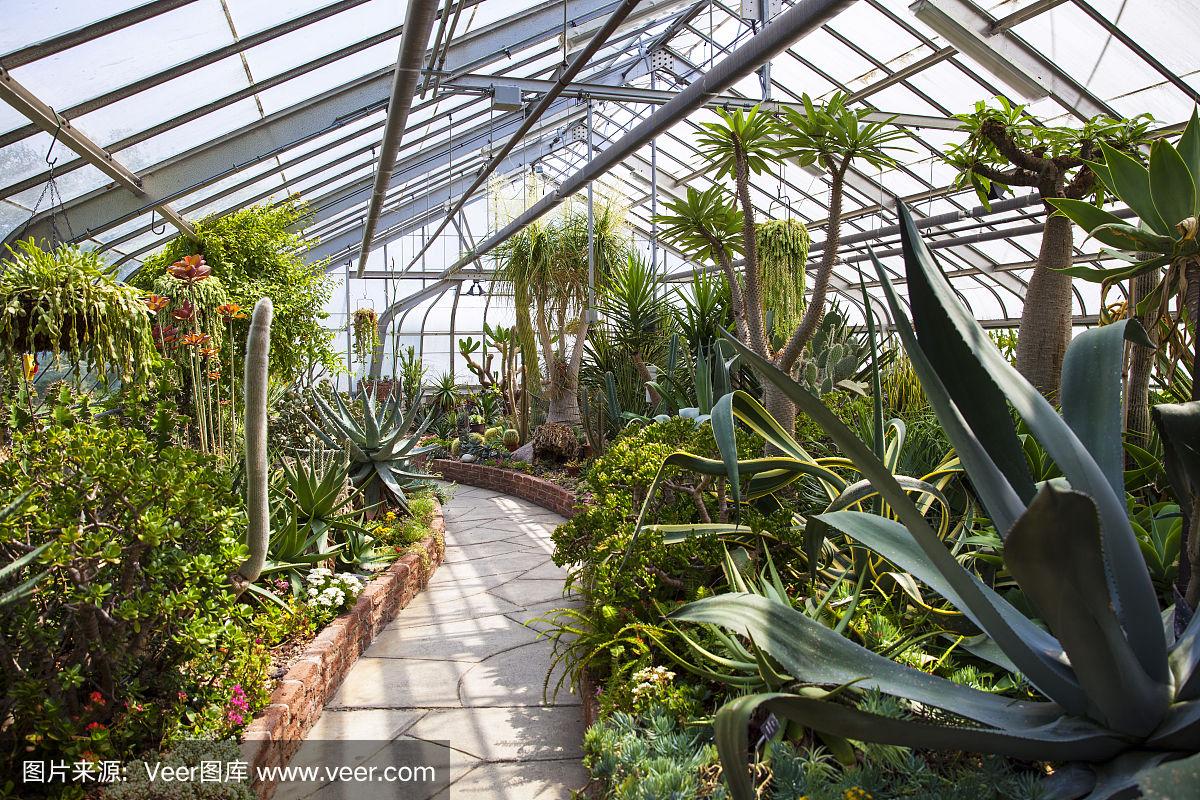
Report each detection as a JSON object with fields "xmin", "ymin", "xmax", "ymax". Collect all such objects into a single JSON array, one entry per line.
[
  {"xmin": 239, "ymin": 499, "xmax": 446, "ymax": 798},
  {"xmin": 432, "ymin": 458, "xmax": 581, "ymax": 518}
]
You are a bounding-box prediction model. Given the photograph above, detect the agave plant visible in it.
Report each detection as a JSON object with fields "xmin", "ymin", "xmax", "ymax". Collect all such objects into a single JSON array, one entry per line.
[
  {"xmin": 0, "ymin": 490, "xmax": 49, "ymax": 607},
  {"xmin": 306, "ymin": 387, "xmax": 435, "ymax": 511},
  {"xmin": 668, "ymin": 202, "xmax": 1200, "ymax": 799},
  {"xmin": 264, "ymin": 499, "xmax": 344, "ymax": 596},
  {"xmin": 279, "ymin": 457, "xmax": 372, "ymax": 546}
]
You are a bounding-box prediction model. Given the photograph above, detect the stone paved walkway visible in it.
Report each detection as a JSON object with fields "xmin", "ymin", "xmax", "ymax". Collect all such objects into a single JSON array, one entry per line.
[{"xmin": 275, "ymin": 483, "xmax": 585, "ymax": 800}]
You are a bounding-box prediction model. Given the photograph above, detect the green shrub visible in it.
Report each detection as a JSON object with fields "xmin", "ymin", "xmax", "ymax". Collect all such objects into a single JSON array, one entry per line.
[
  {"xmin": 133, "ymin": 199, "xmax": 338, "ymax": 383},
  {"xmin": 0, "ymin": 421, "xmax": 269, "ymax": 766}
]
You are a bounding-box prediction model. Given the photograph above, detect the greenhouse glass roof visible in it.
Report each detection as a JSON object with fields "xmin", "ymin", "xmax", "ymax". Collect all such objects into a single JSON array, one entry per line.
[{"xmin": 1, "ymin": 0, "xmax": 1198, "ymax": 379}]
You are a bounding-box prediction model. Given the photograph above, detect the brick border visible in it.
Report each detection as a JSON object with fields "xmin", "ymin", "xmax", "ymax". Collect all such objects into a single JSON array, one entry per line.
[
  {"xmin": 240, "ymin": 502, "xmax": 446, "ymax": 798},
  {"xmin": 432, "ymin": 458, "xmax": 580, "ymax": 518}
]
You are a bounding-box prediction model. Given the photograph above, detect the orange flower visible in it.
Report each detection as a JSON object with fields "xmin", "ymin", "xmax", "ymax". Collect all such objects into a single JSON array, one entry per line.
[
  {"xmin": 180, "ymin": 332, "xmax": 211, "ymax": 348},
  {"xmin": 144, "ymin": 294, "xmax": 170, "ymax": 312},
  {"xmin": 167, "ymin": 254, "xmax": 211, "ymax": 283},
  {"xmin": 199, "ymin": 346, "xmax": 220, "ymax": 359},
  {"xmin": 216, "ymin": 302, "xmax": 241, "ymax": 318},
  {"xmin": 207, "ymin": 370, "xmax": 221, "ymax": 381}
]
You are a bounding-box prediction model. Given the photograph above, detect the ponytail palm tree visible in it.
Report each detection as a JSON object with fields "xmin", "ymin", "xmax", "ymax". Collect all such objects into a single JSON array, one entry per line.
[
  {"xmin": 493, "ymin": 203, "xmax": 628, "ymax": 425},
  {"xmin": 657, "ymin": 94, "xmax": 905, "ymax": 439}
]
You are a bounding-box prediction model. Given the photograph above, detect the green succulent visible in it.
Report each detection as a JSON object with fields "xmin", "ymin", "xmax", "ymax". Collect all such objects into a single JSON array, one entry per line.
[
  {"xmin": 671, "ymin": 202, "xmax": 1200, "ymax": 799},
  {"xmin": 307, "ymin": 388, "xmax": 434, "ymax": 511},
  {"xmin": 279, "ymin": 457, "xmax": 371, "ymax": 543}
]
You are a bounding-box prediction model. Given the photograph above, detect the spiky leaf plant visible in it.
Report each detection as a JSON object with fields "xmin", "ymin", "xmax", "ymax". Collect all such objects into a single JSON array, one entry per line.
[
  {"xmin": 670, "ymin": 202, "xmax": 1200, "ymax": 799},
  {"xmin": 306, "ymin": 388, "xmax": 435, "ymax": 511}
]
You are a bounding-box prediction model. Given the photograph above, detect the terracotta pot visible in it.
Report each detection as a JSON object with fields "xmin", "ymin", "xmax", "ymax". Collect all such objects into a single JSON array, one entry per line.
[
  {"xmin": 505, "ymin": 442, "xmax": 520, "ymax": 452},
  {"xmin": 469, "ymin": 423, "xmax": 486, "ymax": 434}
]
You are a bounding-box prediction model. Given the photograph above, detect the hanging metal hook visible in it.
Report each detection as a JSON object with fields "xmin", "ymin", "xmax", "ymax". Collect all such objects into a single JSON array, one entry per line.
[
  {"xmin": 45, "ymin": 121, "xmax": 62, "ymax": 168},
  {"xmin": 149, "ymin": 208, "xmax": 166, "ymax": 235}
]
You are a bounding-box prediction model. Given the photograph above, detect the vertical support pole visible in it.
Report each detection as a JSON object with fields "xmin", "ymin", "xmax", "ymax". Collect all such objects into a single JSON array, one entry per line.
[
  {"xmin": 586, "ymin": 98, "xmax": 596, "ymax": 316},
  {"xmin": 757, "ymin": 0, "xmax": 772, "ymax": 101},
  {"xmin": 649, "ymin": 73, "xmax": 658, "ymax": 272},
  {"xmin": 345, "ymin": 257, "xmax": 353, "ymax": 390}
]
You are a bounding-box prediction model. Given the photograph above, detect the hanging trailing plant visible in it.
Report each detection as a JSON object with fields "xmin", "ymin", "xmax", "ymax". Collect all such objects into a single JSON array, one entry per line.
[
  {"xmin": 352, "ymin": 307, "xmax": 380, "ymax": 367},
  {"xmin": 0, "ymin": 239, "xmax": 156, "ymax": 382},
  {"xmin": 756, "ymin": 218, "xmax": 809, "ymax": 342}
]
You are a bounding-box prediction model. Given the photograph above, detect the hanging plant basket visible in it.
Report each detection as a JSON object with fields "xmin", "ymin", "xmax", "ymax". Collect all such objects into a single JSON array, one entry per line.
[
  {"xmin": 0, "ymin": 240, "xmax": 156, "ymax": 381},
  {"xmin": 352, "ymin": 307, "xmax": 380, "ymax": 366}
]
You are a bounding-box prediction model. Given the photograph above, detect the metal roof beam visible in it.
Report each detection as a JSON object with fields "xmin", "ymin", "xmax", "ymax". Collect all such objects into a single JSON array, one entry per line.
[
  {"xmin": 0, "ymin": 68, "xmax": 194, "ymax": 237},
  {"xmin": 4, "ymin": 0, "xmax": 623, "ymax": 249},
  {"xmin": 0, "ymin": 0, "xmax": 201, "ymax": 69}
]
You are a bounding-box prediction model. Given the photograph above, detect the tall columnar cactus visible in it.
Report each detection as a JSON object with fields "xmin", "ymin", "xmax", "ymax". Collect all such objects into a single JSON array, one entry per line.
[{"xmin": 234, "ymin": 297, "xmax": 273, "ymax": 592}]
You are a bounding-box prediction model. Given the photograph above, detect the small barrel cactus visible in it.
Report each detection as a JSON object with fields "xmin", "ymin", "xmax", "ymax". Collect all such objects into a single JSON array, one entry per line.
[{"xmin": 502, "ymin": 428, "xmax": 520, "ymax": 449}]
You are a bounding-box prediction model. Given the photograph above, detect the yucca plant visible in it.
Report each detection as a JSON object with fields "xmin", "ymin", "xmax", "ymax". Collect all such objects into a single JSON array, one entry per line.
[
  {"xmin": 667, "ymin": 202, "xmax": 1200, "ymax": 799},
  {"xmin": 306, "ymin": 387, "xmax": 434, "ymax": 511}
]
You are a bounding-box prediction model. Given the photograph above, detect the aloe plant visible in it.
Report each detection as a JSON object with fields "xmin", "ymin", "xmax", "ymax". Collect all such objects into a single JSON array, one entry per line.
[
  {"xmin": 280, "ymin": 457, "xmax": 371, "ymax": 545},
  {"xmin": 667, "ymin": 202, "xmax": 1200, "ymax": 799},
  {"xmin": 307, "ymin": 388, "xmax": 435, "ymax": 511}
]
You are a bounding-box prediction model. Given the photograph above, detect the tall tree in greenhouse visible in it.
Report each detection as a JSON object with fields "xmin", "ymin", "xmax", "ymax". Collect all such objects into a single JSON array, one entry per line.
[
  {"xmin": 656, "ymin": 96, "xmax": 905, "ymax": 436},
  {"xmin": 945, "ymin": 98, "xmax": 1153, "ymax": 397},
  {"xmin": 494, "ymin": 204, "xmax": 627, "ymax": 425}
]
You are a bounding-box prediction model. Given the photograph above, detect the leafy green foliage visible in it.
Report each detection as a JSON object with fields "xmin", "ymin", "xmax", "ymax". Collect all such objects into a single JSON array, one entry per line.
[
  {"xmin": 0, "ymin": 239, "xmax": 156, "ymax": 382},
  {"xmin": 756, "ymin": 219, "xmax": 809, "ymax": 341},
  {"xmin": 676, "ymin": 202, "xmax": 1199, "ymax": 800},
  {"xmin": 134, "ymin": 199, "xmax": 338, "ymax": 382},
  {"xmin": 0, "ymin": 419, "xmax": 269, "ymax": 765}
]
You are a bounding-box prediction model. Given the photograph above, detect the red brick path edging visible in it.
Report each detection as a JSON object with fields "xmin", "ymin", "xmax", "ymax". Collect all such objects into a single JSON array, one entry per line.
[
  {"xmin": 433, "ymin": 458, "xmax": 580, "ymax": 518},
  {"xmin": 240, "ymin": 502, "xmax": 446, "ymax": 798}
]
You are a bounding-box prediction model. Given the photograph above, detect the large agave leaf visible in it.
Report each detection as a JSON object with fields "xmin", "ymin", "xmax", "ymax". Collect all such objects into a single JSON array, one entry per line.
[
  {"xmin": 869, "ymin": 250, "xmax": 1025, "ymax": 534},
  {"xmin": 1005, "ymin": 485, "xmax": 1170, "ymax": 736},
  {"xmin": 361, "ymin": 388, "xmax": 381, "ymax": 444},
  {"xmin": 722, "ymin": 334, "xmax": 1089, "ymax": 712},
  {"xmin": 891, "ymin": 200, "xmax": 1167, "ymax": 679},
  {"xmin": 311, "ymin": 389, "xmax": 368, "ymax": 447},
  {"xmin": 1179, "ymin": 108, "xmax": 1200, "ymax": 204},
  {"xmin": 1061, "ymin": 320, "xmax": 1148, "ymax": 498},
  {"xmin": 713, "ymin": 691, "xmax": 1124, "ymax": 800},
  {"xmin": 814, "ymin": 510, "xmax": 1074, "ymax": 686}
]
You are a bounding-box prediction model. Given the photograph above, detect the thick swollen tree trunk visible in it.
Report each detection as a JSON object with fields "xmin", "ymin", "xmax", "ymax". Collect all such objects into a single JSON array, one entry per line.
[
  {"xmin": 546, "ymin": 370, "xmax": 582, "ymax": 424},
  {"xmin": 1126, "ymin": 267, "xmax": 1158, "ymax": 451},
  {"xmin": 763, "ymin": 382, "xmax": 797, "ymax": 441},
  {"xmin": 1016, "ymin": 213, "xmax": 1075, "ymax": 399}
]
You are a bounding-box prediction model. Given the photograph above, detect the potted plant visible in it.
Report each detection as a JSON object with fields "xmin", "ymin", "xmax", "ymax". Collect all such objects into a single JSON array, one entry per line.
[
  {"xmin": 564, "ymin": 458, "xmax": 584, "ymax": 477},
  {"xmin": 351, "ymin": 307, "xmax": 380, "ymax": 368},
  {"xmin": 468, "ymin": 413, "xmax": 486, "ymax": 434},
  {"xmin": 0, "ymin": 239, "xmax": 156, "ymax": 382},
  {"xmin": 502, "ymin": 428, "xmax": 520, "ymax": 451}
]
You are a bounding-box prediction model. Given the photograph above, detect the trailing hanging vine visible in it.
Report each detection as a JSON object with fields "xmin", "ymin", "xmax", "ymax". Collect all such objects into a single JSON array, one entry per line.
[
  {"xmin": 0, "ymin": 239, "xmax": 156, "ymax": 382},
  {"xmin": 352, "ymin": 307, "xmax": 380, "ymax": 367},
  {"xmin": 756, "ymin": 219, "xmax": 810, "ymax": 342}
]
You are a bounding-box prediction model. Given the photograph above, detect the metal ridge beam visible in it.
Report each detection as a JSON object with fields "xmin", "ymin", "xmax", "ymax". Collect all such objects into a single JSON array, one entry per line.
[{"xmin": 419, "ymin": 0, "xmax": 859, "ymax": 300}]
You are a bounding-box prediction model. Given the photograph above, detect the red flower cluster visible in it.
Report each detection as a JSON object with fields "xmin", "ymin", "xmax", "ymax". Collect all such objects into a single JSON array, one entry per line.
[{"xmin": 167, "ymin": 254, "xmax": 211, "ymax": 283}]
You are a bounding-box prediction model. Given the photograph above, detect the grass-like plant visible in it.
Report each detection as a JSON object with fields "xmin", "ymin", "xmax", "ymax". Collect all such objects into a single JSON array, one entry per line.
[{"xmin": 664, "ymin": 202, "xmax": 1200, "ymax": 799}]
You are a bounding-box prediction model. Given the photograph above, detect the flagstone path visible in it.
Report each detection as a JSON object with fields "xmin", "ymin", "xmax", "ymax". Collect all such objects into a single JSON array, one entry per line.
[{"xmin": 275, "ymin": 482, "xmax": 585, "ymax": 800}]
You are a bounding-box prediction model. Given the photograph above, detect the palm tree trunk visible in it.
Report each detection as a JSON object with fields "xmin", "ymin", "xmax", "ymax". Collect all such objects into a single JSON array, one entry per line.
[
  {"xmin": 763, "ymin": 381, "xmax": 797, "ymax": 441},
  {"xmin": 1126, "ymin": 267, "xmax": 1158, "ymax": 451},
  {"xmin": 778, "ymin": 161, "xmax": 848, "ymax": 371},
  {"xmin": 1016, "ymin": 213, "xmax": 1074, "ymax": 399},
  {"xmin": 734, "ymin": 150, "xmax": 769, "ymax": 358}
]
